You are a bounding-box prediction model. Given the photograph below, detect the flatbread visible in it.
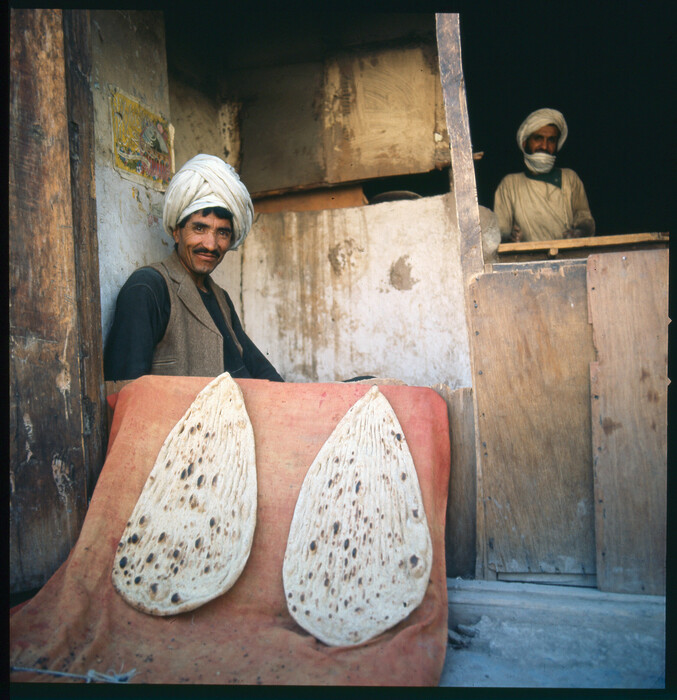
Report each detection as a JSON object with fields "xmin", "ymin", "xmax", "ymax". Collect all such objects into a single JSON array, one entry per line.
[
  {"xmin": 111, "ymin": 372, "xmax": 256, "ymax": 615},
  {"xmin": 283, "ymin": 386, "xmax": 432, "ymax": 646}
]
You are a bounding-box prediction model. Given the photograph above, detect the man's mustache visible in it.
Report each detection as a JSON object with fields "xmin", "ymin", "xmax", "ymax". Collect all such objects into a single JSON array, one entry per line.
[{"xmin": 194, "ymin": 248, "xmax": 219, "ymax": 258}]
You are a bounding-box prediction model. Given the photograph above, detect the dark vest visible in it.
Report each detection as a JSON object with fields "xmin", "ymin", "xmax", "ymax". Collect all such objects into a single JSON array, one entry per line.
[{"xmin": 148, "ymin": 251, "xmax": 243, "ymax": 376}]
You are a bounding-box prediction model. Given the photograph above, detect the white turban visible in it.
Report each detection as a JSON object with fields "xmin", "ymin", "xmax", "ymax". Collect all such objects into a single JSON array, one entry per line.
[
  {"xmin": 516, "ymin": 108, "xmax": 568, "ymax": 174},
  {"xmin": 162, "ymin": 154, "xmax": 254, "ymax": 250}
]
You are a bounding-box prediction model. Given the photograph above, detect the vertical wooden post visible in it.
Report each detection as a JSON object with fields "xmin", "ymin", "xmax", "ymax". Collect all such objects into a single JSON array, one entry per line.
[
  {"xmin": 10, "ymin": 9, "xmax": 102, "ymax": 593},
  {"xmin": 63, "ymin": 10, "xmax": 106, "ymax": 495},
  {"xmin": 435, "ymin": 13, "xmax": 484, "ymax": 282},
  {"xmin": 436, "ymin": 13, "xmax": 486, "ymax": 577}
]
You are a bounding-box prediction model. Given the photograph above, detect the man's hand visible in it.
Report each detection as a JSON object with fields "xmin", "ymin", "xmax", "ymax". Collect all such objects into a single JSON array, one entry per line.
[
  {"xmin": 510, "ymin": 224, "xmax": 522, "ymax": 242},
  {"xmin": 563, "ymin": 221, "xmax": 594, "ymax": 239}
]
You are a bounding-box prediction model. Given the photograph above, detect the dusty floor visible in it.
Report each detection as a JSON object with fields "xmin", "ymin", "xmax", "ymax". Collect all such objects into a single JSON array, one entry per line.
[{"xmin": 439, "ymin": 578, "xmax": 666, "ymax": 689}]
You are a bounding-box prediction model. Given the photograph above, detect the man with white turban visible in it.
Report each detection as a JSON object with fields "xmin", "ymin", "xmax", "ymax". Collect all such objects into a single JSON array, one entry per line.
[
  {"xmin": 493, "ymin": 108, "xmax": 595, "ymax": 242},
  {"xmin": 104, "ymin": 154, "xmax": 283, "ymax": 381}
]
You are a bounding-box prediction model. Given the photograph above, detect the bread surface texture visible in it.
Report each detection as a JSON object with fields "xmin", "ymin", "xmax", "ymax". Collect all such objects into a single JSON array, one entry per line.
[
  {"xmin": 112, "ymin": 373, "xmax": 257, "ymax": 615},
  {"xmin": 283, "ymin": 386, "xmax": 432, "ymax": 646}
]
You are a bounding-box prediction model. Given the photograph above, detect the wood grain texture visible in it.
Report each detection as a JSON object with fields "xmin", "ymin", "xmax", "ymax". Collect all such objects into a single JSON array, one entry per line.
[
  {"xmin": 588, "ymin": 250, "xmax": 668, "ymax": 595},
  {"xmin": 435, "ymin": 13, "xmax": 483, "ymax": 281},
  {"xmin": 498, "ymin": 232, "xmax": 669, "ymax": 254},
  {"xmin": 467, "ymin": 261, "xmax": 596, "ymax": 578},
  {"xmin": 10, "ymin": 9, "xmax": 87, "ymax": 591},
  {"xmin": 63, "ymin": 10, "xmax": 107, "ymax": 495},
  {"xmin": 323, "ymin": 45, "xmax": 449, "ymax": 185},
  {"xmin": 432, "ymin": 385, "xmax": 476, "ymax": 579},
  {"xmin": 239, "ymin": 43, "xmax": 449, "ymax": 196}
]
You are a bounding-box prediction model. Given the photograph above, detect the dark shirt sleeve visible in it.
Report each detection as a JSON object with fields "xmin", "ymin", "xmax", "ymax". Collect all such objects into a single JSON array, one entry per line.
[
  {"xmin": 103, "ymin": 268, "xmax": 170, "ymax": 381},
  {"xmin": 223, "ymin": 294, "xmax": 284, "ymax": 382}
]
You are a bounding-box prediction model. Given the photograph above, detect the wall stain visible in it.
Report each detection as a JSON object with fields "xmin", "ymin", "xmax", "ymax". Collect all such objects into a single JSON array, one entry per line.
[
  {"xmin": 328, "ymin": 238, "xmax": 361, "ymax": 276},
  {"xmin": 389, "ymin": 255, "xmax": 418, "ymax": 291}
]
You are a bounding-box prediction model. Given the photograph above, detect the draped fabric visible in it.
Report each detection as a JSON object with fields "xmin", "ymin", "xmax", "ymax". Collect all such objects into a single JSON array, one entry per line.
[{"xmin": 10, "ymin": 377, "xmax": 450, "ymax": 686}]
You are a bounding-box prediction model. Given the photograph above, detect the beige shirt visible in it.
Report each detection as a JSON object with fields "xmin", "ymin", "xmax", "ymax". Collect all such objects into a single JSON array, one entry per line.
[{"xmin": 493, "ymin": 168, "xmax": 595, "ymax": 242}]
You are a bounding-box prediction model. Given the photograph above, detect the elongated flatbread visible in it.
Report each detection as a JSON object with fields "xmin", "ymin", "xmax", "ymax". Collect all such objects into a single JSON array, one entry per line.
[
  {"xmin": 112, "ymin": 372, "xmax": 256, "ymax": 615},
  {"xmin": 283, "ymin": 386, "xmax": 432, "ymax": 646}
]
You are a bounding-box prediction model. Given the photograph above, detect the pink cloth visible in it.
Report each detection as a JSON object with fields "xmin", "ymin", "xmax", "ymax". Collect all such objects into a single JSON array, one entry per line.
[{"xmin": 11, "ymin": 376, "xmax": 450, "ymax": 685}]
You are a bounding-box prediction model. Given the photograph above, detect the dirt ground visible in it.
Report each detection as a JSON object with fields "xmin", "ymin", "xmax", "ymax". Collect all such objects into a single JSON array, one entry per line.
[{"xmin": 439, "ymin": 578, "xmax": 666, "ymax": 689}]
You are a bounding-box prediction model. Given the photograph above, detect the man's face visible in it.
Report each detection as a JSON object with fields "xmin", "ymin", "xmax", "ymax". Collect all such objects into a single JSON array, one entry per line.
[
  {"xmin": 523, "ymin": 124, "xmax": 560, "ymax": 155},
  {"xmin": 172, "ymin": 210, "xmax": 233, "ymax": 285}
]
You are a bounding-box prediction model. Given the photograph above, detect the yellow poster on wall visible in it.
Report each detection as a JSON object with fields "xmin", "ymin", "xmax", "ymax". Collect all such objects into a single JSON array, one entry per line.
[{"xmin": 111, "ymin": 90, "xmax": 174, "ymax": 190}]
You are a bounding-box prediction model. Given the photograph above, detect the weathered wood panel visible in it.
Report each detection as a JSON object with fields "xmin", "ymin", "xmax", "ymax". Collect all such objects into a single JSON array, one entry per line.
[
  {"xmin": 323, "ymin": 45, "xmax": 449, "ymax": 185},
  {"xmin": 63, "ymin": 10, "xmax": 106, "ymax": 495},
  {"xmin": 588, "ymin": 250, "xmax": 668, "ymax": 595},
  {"xmin": 467, "ymin": 261, "xmax": 596, "ymax": 578},
  {"xmin": 432, "ymin": 385, "xmax": 476, "ymax": 578},
  {"xmin": 236, "ymin": 44, "xmax": 449, "ymax": 196},
  {"xmin": 10, "ymin": 9, "xmax": 88, "ymax": 592}
]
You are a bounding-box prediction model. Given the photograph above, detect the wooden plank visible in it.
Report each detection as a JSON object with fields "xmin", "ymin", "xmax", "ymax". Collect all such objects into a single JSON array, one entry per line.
[
  {"xmin": 498, "ymin": 232, "xmax": 669, "ymax": 255},
  {"xmin": 254, "ymin": 185, "xmax": 367, "ymax": 214},
  {"xmin": 467, "ymin": 261, "xmax": 596, "ymax": 578},
  {"xmin": 63, "ymin": 10, "xmax": 107, "ymax": 496},
  {"xmin": 497, "ymin": 572, "xmax": 596, "ymax": 587},
  {"xmin": 436, "ymin": 13, "xmax": 483, "ymax": 281},
  {"xmin": 588, "ymin": 250, "xmax": 668, "ymax": 595},
  {"xmin": 436, "ymin": 12, "xmax": 487, "ymax": 580},
  {"xmin": 431, "ymin": 385, "xmax": 476, "ymax": 579},
  {"xmin": 10, "ymin": 9, "xmax": 87, "ymax": 592}
]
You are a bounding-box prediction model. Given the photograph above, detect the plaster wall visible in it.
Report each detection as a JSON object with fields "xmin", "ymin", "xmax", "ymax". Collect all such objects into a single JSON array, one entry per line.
[
  {"xmin": 90, "ymin": 10, "xmax": 173, "ymax": 342},
  {"xmin": 241, "ymin": 193, "xmax": 471, "ymax": 387}
]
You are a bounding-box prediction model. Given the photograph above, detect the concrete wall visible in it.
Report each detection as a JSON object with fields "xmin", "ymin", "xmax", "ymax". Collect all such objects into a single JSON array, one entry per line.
[
  {"xmin": 91, "ymin": 10, "xmax": 173, "ymax": 342},
  {"xmin": 241, "ymin": 193, "xmax": 471, "ymax": 388}
]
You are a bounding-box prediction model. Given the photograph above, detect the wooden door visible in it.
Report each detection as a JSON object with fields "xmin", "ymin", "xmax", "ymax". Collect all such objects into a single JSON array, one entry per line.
[{"xmin": 467, "ymin": 261, "xmax": 597, "ymax": 581}]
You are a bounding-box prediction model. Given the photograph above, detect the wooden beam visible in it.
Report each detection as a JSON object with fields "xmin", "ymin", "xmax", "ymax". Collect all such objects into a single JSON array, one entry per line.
[
  {"xmin": 63, "ymin": 10, "xmax": 107, "ymax": 496},
  {"xmin": 498, "ymin": 232, "xmax": 669, "ymax": 255},
  {"xmin": 435, "ymin": 13, "xmax": 483, "ymax": 281},
  {"xmin": 10, "ymin": 9, "xmax": 88, "ymax": 592},
  {"xmin": 436, "ymin": 12, "xmax": 485, "ymax": 578}
]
